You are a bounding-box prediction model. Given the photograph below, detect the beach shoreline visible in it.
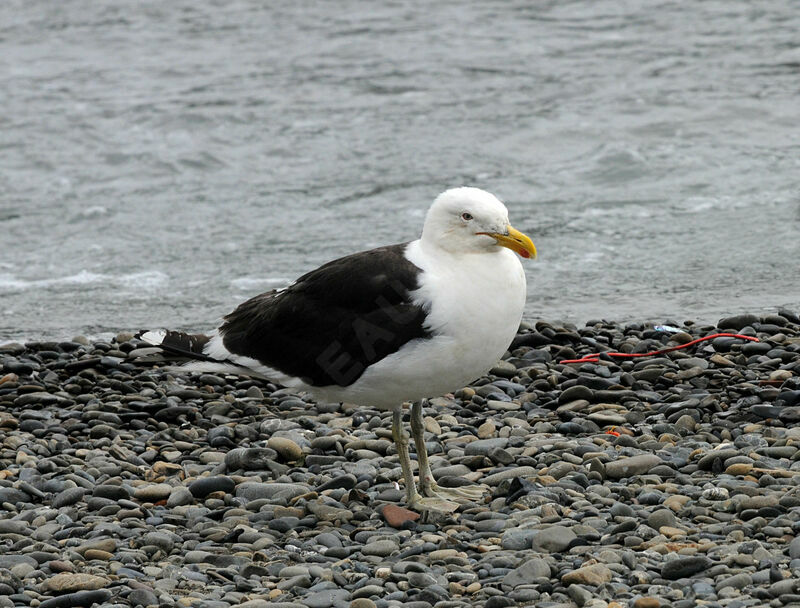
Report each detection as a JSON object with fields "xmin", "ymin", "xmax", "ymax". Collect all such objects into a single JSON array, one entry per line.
[{"xmin": 1, "ymin": 312, "xmax": 799, "ymax": 608}]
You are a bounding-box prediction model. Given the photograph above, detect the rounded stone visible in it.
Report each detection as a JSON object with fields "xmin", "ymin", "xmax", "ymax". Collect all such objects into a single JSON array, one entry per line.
[
  {"xmin": 561, "ymin": 563, "xmax": 612, "ymax": 586},
  {"xmin": 661, "ymin": 556, "xmax": 712, "ymax": 580},
  {"xmin": 647, "ymin": 508, "xmax": 677, "ymax": 531},
  {"xmin": 83, "ymin": 550, "xmax": 113, "ymax": 561},
  {"xmin": 39, "ymin": 590, "xmax": 112, "ymax": 608},
  {"xmin": 789, "ymin": 536, "xmax": 800, "ymax": 560},
  {"xmin": 225, "ymin": 448, "xmax": 278, "ymax": 471},
  {"xmin": 558, "ymin": 385, "xmax": 594, "ymax": 404},
  {"xmin": 503, "ymin": 557, "xmax": 550, "ymax": 587},
  {"xmin": 166, "ymin": 486, "xmax": 194, "ymax": 507},
  {"xmin": 52, "ymin": 487, "xmax": 86, "ymax": 508},
  {"xmin": 361, "ymin": 539, "xmax": 398, "ymax": 557},
  {"xmin": 92, "ymin": 485, "xmax": 130, "ymax": 501},
  {"xmin": 133, "ymin": 484, "xmax": 173, "ymax": 502},
  {"xmin": 267, "ymin": 437, "xmax": 303, "ymax": 461},
  {"xmin": 41, "ymin": 573, "xmax": 109, "ymax": 593},
  {"xmin": 188, "ymin": 475, "xmax": 235, "ymax": 498},
  {"xmin": 128, "ymin": 588, "xmax": 160, "ymax": 606},
  {"xmin": 382, "ymin": 504, "xmax": 420, "ymax": 528},
  {"xmin": 605, "ymin": 455, "xmax": 663, "ymax": 479},
  {"xmin": 142, "ymin": 532, "xmax": 175, "ymax": 553},
  {"xmin": 408, "ymin": 572, "xmax": 437, "ymax": 587},
  {"xmin": 530, "ymin": 525, "xmax": 577, "ymax": 553}
]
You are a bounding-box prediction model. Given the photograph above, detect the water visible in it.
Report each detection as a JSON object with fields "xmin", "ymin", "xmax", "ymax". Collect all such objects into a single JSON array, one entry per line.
[{"xmin": 2, "ymin": 0, "xmax": 799, "ymax": 342}]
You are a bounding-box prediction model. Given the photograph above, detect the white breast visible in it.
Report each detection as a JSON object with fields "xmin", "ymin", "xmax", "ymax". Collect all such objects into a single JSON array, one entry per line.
[{"xmin": 406, "ymin": 239, "xmax": 527, "ymax": 378}]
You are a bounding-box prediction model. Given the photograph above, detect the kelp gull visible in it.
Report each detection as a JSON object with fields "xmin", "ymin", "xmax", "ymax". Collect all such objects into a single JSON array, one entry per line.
[{"xmin": 140, "ymin": 187, "xmax": 537, "ymax": 511}]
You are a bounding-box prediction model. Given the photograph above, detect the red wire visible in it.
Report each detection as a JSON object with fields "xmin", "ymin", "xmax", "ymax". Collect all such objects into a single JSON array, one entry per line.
[{"xmin": 560, "ymin": 332, "xmax": 759, "ymax": 364}]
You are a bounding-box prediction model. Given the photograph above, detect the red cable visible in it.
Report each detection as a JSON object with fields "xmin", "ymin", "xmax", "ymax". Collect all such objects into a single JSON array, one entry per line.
[{"xmin": 560, "ymin": 333, "xmax": 759, "ymax": 364}]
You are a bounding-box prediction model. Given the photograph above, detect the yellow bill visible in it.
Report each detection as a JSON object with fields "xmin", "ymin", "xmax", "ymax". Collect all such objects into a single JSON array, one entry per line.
[{"xmin": 480, "ymin": 225, "xmax": 537, "ymax": 259}]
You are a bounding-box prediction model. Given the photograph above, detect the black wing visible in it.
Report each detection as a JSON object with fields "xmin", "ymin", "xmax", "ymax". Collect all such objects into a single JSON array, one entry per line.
[{"xmin": 219, "ymin": 243, "xmax": 431, "ymax": 387}]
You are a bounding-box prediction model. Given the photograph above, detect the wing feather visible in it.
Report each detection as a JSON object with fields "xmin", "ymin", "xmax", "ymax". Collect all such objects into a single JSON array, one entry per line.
[{"xmin": 219, "ymin": 243, "xmax": 431, "ymax": 387}]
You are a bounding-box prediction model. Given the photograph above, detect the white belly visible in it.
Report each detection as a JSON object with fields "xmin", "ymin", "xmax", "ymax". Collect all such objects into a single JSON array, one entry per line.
[{"xmin": 306, "ymin": 241, "xmax": 527, "ymax": 409}]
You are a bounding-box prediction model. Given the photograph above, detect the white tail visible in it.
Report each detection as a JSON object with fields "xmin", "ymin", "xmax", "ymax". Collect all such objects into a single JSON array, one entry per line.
[{"xmin": 138, "ymin": 329, "xmax": 167, "ymax": 346}]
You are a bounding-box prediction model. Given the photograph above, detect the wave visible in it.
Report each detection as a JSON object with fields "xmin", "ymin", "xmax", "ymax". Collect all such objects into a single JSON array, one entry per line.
[{"xmin": 0, "ymin": 270, "xmax": 169, "ymax": 293}]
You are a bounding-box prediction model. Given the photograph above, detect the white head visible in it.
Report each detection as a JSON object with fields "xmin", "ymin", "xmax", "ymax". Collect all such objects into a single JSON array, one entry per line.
[{"xmin": 420, "ymin": 187, "xmax": 536, "ymax": 258}]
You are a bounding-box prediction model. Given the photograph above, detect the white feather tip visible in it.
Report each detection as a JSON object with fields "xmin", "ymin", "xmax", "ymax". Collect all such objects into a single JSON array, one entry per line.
[{"xmin": 139, "ymin": 329, "xmax": 167, "ymax": 346}]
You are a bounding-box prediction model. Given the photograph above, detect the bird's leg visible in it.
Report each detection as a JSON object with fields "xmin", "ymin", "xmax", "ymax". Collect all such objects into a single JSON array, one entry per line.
[
  {"xmin": 410, "ymin": 400, "xmax": 435, "ymax": 494},
  {"xmin": 392, "ymin": 406, "xmax": 457, "ymax": 513},
  {"xmin": 392, "ymin": 408, "xmax": 420, "ymax": 506},
  {"xmin": 410, "ymin": 400, "xmax": 486, "ymax": 503}
]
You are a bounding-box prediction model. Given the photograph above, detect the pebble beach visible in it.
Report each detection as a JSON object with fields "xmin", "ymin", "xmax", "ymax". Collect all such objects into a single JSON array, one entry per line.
[{"xmin": 1, "ymin": 311, "xmax": 800, "ymax": 608}]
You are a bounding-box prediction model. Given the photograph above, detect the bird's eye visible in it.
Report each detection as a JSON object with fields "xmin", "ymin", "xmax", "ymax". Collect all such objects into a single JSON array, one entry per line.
[{"xmin": 461, "ymin": 212, "xmax": 473, "ymax": 222}]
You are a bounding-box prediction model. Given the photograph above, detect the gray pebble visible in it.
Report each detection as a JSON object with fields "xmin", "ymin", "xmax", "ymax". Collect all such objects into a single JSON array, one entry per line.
[
  {"xmin": 604, "ymin": 454, "xmax": 663, "ymax": 479},
  {"xmin": 464, "ymin": 438, "xmax": 508, "ymax": 456},
  {"xmin": 530, "ymin": 525, "xmax": 576, "ymax": 553},
  {"xmin": 167, "ymin": 486, "xmax": 194, "ymax": 507},
  {"xmin": 0, "ymin": 318, "xmax": 796, "ymax": 608},
  {"xmin": 647, "ymin": 508, "xmax": 677, "ymax": 530},
  {"xmin": 502, "ymin": 558, "xmax": 550, "ymax": 587},
  {"xmin": 188, "ymin": 475, "xmax": 235, "ymax": 498},
  {"xmin": 789, "ymin": 536, "xmax": 800, "ymax": 560},
  {"xmin": 361, "ymin": 539, "xmax": 398, "ymax": 557},
  {"xmin": 236, "ymin": 482, "xmax": 309, "ymax": 503},
  {"xmin": 662, "ymin": 556, "xmax": 713, "ymax": 580},
  {"xmin": 52, "ymin": 487, "xmax": 86, "ymax": 508}
]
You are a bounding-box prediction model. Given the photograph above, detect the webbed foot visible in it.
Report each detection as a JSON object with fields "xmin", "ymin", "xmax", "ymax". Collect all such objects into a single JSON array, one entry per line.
[
  {"xmin": 422, "ymin": 481, "xmax": 487, "ymax": 503},
  {"xmin": 408, "ymin": 493, "xmax": 460, "ymax": 513}
]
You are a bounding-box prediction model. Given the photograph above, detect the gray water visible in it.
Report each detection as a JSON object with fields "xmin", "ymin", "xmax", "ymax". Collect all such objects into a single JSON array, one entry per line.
[{"xmin": 2, "ymin": 0, "xmax": 799, "ymax": 342}]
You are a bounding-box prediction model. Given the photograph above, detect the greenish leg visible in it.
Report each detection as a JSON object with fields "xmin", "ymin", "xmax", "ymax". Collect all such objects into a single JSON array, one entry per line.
[{"xmin": 410, "ymin": 400, "xmax": 487, "ymax": 503}]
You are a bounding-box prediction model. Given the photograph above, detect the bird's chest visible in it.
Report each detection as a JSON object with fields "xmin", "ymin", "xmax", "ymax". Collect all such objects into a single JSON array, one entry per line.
[{"xmin": 415, "ymin": 251, "xmax": 527, "ymax": 360}]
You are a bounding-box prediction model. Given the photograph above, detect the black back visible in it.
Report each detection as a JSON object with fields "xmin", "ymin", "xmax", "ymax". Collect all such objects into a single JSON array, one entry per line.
[{"xmin": 219, "ymin": 243, "xmax": 431, "ymax": 387}]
